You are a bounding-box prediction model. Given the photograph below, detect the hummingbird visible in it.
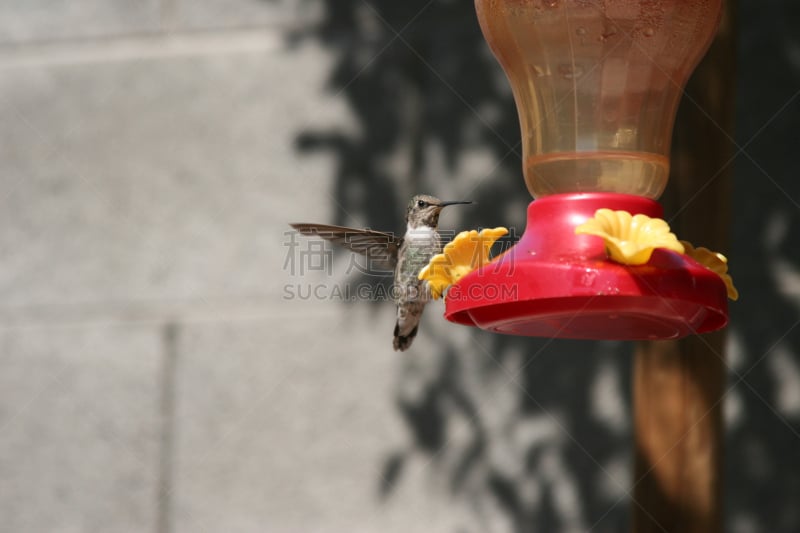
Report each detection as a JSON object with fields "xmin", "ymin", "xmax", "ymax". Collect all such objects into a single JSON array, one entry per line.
[{"xmin": 290, "ymin": 194, "xmax": 472, "ymax": 351}]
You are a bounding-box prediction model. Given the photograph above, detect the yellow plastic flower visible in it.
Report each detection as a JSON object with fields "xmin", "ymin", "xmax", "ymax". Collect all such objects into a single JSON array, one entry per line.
[
  {"xmin": 681, "ymin": 241, "xmax": 738, "ymax": 301},
  {"xmin": 418, "ymin": 227, "xmax": 508, "ymax": 299},
  {"xmin": 575, "ymin": 209, "xmax": 685, "ymax": 265}
]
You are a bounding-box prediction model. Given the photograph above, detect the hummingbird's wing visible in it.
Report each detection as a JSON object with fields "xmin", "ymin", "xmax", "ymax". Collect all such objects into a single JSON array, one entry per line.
[{"xmin": 290, "ymin": 223, "xmax": 402, "ymax": 271}]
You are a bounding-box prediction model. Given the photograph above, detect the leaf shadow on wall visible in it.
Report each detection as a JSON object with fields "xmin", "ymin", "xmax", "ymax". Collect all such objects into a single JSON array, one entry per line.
[{"xmin": 289, "ymin": 2, "xmax": 636, "ymax": 532}]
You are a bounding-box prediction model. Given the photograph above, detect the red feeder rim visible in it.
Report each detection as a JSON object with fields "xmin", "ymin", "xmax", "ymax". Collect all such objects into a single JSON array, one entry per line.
[{"xmin": 444, "ymin": 193, "xmax": 728, "ymax": 340}]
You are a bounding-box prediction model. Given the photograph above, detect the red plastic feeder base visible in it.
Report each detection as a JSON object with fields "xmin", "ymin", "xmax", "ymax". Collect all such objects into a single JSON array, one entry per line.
[{"xmin": 444, "ymin": 193, "xmax": 728, "ymax": 340}]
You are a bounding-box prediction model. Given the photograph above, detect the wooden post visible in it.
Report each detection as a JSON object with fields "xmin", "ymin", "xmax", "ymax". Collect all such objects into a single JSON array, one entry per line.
[{"xmin": 632, "ymin": 3, "xmax": 736, "ymax": 533}]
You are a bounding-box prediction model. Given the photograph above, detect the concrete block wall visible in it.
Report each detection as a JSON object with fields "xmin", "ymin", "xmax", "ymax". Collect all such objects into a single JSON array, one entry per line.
[
  {"xmin": 0, "ymin": 2, "xmax": 436, "ymax": 532},
  {"xmin": 0, "ymin": 0, "xmax": 527, "ymax": 530},
  {"xmin": 1, "ymin": 1, "xmax": 799, "ymax": 532}
]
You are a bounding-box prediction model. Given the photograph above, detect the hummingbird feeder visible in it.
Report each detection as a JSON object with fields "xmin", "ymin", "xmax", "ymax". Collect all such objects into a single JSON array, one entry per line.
[{"xmin": 444, "ymin": 0, "xmax": 730, "ymax": 340}]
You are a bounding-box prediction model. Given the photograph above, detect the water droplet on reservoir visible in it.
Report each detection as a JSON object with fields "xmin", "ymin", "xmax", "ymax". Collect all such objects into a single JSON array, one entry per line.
[
  {"xmin": 599, "ymin": 26, "xmax": 617, "ymax": 42},
  {"xmin": 558, "ymin": 63, "xmax": 584, "ymax": 80}
]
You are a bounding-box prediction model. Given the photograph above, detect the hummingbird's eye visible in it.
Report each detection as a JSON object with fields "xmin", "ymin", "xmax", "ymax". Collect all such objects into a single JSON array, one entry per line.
[{"xmin": 417, "ymin": 200, "xmax": 426, "ymax": 208}]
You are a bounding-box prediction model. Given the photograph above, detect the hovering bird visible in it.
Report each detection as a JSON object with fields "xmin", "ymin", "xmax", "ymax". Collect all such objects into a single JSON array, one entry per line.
[{"xmin": 291, "ymin": 194, "xmax": 472, "ymax": 351}]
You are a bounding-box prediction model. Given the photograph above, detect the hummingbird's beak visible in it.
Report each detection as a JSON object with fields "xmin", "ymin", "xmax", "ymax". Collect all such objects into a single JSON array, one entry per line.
[{"xmin": 437, "ymin": 200, "xmax": 473, "ymax": 207}]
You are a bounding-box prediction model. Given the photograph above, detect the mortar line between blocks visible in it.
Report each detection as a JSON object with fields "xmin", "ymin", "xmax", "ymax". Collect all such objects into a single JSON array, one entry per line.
[
  {"xmin": 160, "ymin": 0, "xmax": 178, "ymax": 33},
  {"xmin": 0, "ymin": 27, "xmax": 289, "ymax": 69},
  {"xmin": 157, "ymin": 322, "xmax": 180, "ymax": 533}
]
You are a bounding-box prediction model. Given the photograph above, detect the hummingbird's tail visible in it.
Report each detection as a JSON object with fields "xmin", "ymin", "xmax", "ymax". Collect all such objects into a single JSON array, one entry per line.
[
  {"xmin": 393, "ymin": 302, "xmax": 425, "ymax": 351},
  {"xmin": 393, "ymin": 322, "xmax": 418, "ymax": 351}
]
